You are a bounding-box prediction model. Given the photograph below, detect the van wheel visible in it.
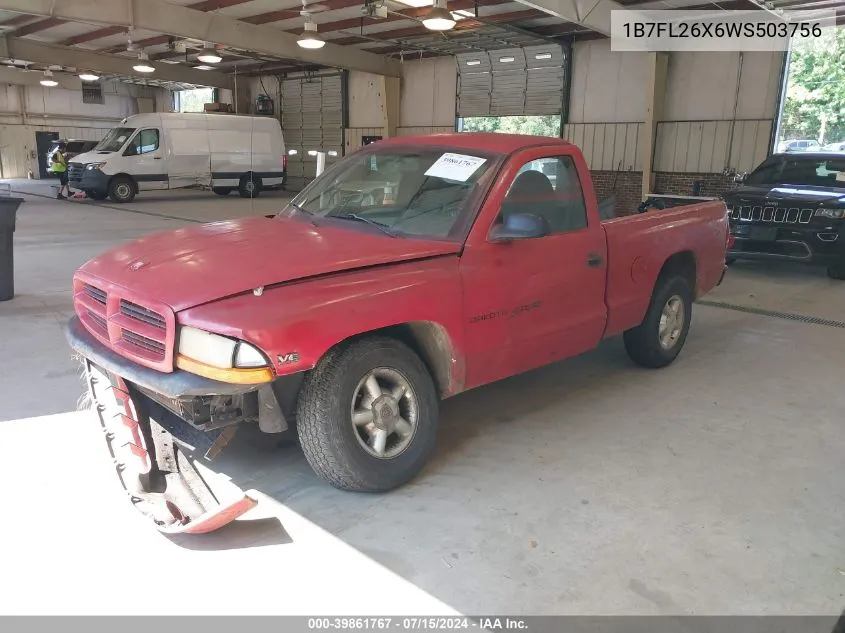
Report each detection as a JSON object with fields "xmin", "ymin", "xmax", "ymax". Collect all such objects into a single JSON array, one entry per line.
[
  {"xmin": 239, "ymin": 174, "xmax": 262, "ymax": 198},
  {"xmin": 296, "ymin": 337, "xmax": 439, "ymax": 492},
  {"xmin": 623, "ymin": 275, "xmax": 692, "ymax": 369},
  {"xmin": 86, "ymin": 190, "xmax": 108, "ymax": 201},
  {"xmin": 212, "ymin": 187, "xmax": 232, "ymax": 196},
  {"xmin": 108, "ymin": 177, "xmax": 136, "ymax": 203}
]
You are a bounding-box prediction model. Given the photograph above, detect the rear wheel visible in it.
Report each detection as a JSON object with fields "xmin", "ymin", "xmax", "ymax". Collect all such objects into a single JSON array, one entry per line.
[
  {"xmin": 238, "ymin": 174, "xmax": 262, "ymax": 198},
  {"xmin": 86, "ymin": 190, "xmax": 108, "ymax": 201},
  {"xmin": 108, "ymin": 176, "xmax": 136, "ymax": 203},
  {"xmin": 296, "ymin": 337, "xmax": 439, "ymax": 492},
  {"xmin": 212, "ymin": 187, "xmax": 232, "ymax": 196},
  {"xmin": 624, "ymin": 275, "xmax": 693, "ymax": 369}
]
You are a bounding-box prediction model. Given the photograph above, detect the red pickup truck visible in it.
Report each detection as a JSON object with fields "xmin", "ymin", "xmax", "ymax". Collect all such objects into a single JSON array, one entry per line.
[{"xmin": 67, "ymin": 133, "xmax": 729, "ymax": 533}]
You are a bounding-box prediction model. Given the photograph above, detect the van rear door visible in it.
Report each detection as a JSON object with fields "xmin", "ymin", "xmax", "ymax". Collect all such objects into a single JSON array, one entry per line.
[{"xmin": 166, "ymin": 115, "xmax": 211, "ymax": 189}]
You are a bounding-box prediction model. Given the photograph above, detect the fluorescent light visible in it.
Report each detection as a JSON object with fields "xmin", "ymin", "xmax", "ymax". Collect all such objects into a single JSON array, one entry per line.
[
  {"xmin": 40, "ymin": 70, "xmax": 58, "ymax": 87},
  {"xmin": 298, "ymin": 20, "xmax": 325, "ymax": 49},
  {"xmin": 79, "ymin": 72, "xmax": 99, "ymax": 81},
  {"xmin": 466, "ymin": 59, "xmax": 481, "ymax": 66},
  {"xmin": 499, "ymin": 56, "xmax": 515, "ymax": 63},
  {"xmin": 194, "ymin": 65, "xmax": 216, "ymax": 70},
  {"xmin": 451, "ymin": 9, "xmax": 474, "ymax": 19},
  {"xmin": 308, "ymin": 150, "xmax": 318, "ymax": 156},
  {"xmin": 133, "ymin": 52, "xmax": 155, "ymax": 73},
  {"xmin": 328, "ymin": 150, "xmax": 338, "ymax": 157},
  {"xmin": 423, "ymin": 0, "xmax": 456, "ymax": 30},
  {"xmin": 390, "ymin": 0, "xmax": 432, "ymax": 7},
  {"xmin": 288, "ymin": 149, "xmax": 298, "ymax": 155},
  {"xmin": 535, "ymin": 52, "xmax": 553, "ymax": 60},
  {"xmin": 196, "ymin": 46, "xmax": 222, "ymax": 64}
]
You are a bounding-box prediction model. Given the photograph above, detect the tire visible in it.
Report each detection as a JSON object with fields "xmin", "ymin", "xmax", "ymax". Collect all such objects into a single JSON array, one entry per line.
[
  {"xmin": 108, "ymin": 176, "xmax": 136, "ymax": 203},
  {"xmin": 86, "ymin": 190, "xmax": 108, "ymax": 201},
  {"xmin": 623, "ymin": 275, "xmax": 693, "ymax": 369},
  {"xmin": 238, "ymin": 174, "xmax": 262, "ymax": 198},
  {"xmin": 827, "ymin": 257, "xmax": 845, "ymax": 280},
  {"xmin": 212, "ymin": 187, "xmax": 232, "ymax": 196},
  {"xmin": 296, "ymin": 336, "xmax": 439, "ymax": 492},
  {"xmin": 725, "ymin": 257, "xmax": 737, "ymax": 266}
]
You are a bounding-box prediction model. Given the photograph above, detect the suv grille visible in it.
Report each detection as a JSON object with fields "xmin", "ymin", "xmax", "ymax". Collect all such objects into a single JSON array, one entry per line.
[
  {"xmin": 730, "ymin": 205, "xmax": 813, "ymax": 224},
  {"xmin": 68, "ymin": 163, "xmax": 84, "ymax": 181}
]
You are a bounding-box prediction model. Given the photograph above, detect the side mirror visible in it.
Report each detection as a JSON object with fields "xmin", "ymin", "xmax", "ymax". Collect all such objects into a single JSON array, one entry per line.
[
  {"xmin": 123, "ymin": 145, "xmax": 137, "ymax": 157},
  {"xmin": 733, "ymin": 172, "xmax": 747, "ymax": 184},
  {"xmin": 490, "ymin": 212, "xmax": 548, "ymax": 242}
]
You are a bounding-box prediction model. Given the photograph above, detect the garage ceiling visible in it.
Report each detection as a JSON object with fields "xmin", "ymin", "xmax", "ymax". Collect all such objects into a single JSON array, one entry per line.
[{"xmin": 0, "ymin": 0, "xmax": 839, "ymax": 85}]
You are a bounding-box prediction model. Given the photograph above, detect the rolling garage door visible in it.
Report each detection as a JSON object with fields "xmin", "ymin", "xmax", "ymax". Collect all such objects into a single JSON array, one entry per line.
[
  {"xmin": 281, "ymin": 72, "xmax": 344, "ymax": 190},
  {"xmin": 456, "ymin": 44, "xmax": 565, "ymax": 117}
]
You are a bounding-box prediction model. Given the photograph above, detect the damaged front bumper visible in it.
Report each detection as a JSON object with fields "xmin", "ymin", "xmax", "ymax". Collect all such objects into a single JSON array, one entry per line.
[{"xmin": 66, "ymin": 316, "xmax": 289, "ymax": 533}]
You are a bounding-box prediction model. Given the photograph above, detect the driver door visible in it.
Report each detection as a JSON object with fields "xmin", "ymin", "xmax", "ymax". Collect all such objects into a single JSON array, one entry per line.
[
  {"xmin": 123, "ymin": 128, "xmax": 167, "ymax": 190},
  {"xmin": 459, "ymin": 148, "xmax": 607, "ymax": 387}
]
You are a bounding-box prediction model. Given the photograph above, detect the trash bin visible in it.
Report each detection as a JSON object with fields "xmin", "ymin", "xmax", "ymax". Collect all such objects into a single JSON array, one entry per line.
[{"xmin": 0, "ymin": 195, "xmax": 24, "ymax": 301}]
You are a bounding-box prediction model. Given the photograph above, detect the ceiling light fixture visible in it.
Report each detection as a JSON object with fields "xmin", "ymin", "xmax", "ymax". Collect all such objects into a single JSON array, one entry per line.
[
  {"xmin": 298, "ymin": 19, "xmax": 325, "ymax": 49},
  {"xmin": 133, "ymin": 52, "xmax": 155, "ymax": 73},
  {"xmin": 78, "ymin": 71, "xmax": 99, "ymax": 81},
  {"xmin": 423, "ymin": 0, "xmax": 456, "ymax": 31},
  {"xmin": 40, "ymin": 70, "xmax": 58, "ymax": 87},
  {"xmin": 197, "ymin": 44, "xmax": 222, "ymax": 64}
]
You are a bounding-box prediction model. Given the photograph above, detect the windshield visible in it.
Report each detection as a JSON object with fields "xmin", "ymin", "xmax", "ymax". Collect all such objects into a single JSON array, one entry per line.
[
  {"xmin": 746, "ymin": 156, "xmax": 845, "ymax": 188},
  {"xmin": 95, "ymin": 127, "xmax": 136, "ymax": 153},
  {"xmin": 290, "ymin": 147, "xmax": 498, "ymax": 240}
]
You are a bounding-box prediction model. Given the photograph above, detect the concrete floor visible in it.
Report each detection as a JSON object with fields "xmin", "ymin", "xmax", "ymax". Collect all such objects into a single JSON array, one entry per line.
[{"xmin": 1, "ymin": 187, "xmax": 843, "ymax": 615}]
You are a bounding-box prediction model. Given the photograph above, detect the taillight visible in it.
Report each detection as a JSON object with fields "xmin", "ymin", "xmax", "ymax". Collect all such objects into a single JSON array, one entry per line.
[
  {"xmin": 727, "ymin": 232, "xmax": 735, "ymax": 249},
  {"xmin": 282, "ymin": 154, "xmax": 287, "ymax": 171}
]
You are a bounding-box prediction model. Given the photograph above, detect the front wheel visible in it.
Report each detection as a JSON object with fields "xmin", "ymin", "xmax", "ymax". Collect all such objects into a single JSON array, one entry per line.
[
  {"xmin": 623, "ymin": 275, "xmax": 693, "ymax": 369},
  {"xmin": 296, "ymin": 337, "xmax": 439, "ymax": 492},
  {"xmin": 108, "ymin": 176, "xmax": 136, "ymax": 203},
  {"xmin": 826, "ymin": 256, "xmax": 845, "ymax": 280}
]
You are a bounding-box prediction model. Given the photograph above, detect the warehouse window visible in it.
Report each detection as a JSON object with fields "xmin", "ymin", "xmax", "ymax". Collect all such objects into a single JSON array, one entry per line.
[
  {"xmin": 458, "ymin": 115, "xmax": 561, "ymax": 138},
  {"xmin": 173, "ymin": 87, "xmax": 214, "ymax": 112},
  {"xmin": 81, "ymin": 82, "xmax": 104, "ymax": 105}
]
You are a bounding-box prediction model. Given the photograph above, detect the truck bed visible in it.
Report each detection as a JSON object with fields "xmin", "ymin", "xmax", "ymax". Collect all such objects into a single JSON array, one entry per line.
[{"xmin": 601, "ymin": 201, "xmax": 729, "ymax": 338}]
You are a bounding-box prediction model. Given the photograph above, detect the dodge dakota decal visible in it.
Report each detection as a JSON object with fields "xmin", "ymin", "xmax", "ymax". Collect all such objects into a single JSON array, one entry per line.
[{"xmin": 469, "ymin": 301, "xmax": 542, "ymax": 323}]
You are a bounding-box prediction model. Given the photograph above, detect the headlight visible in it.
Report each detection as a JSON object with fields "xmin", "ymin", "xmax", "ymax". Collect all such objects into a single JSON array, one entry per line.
[
  {"xmin": 176, "ymin": 326, "xmax": 273, "ymax": 384},
  {"xmin": 86, "ymin": 162, "xmax": 107, "ymax": 171},
  {"xmin": 815, "ymin": 208, "xmax": 845, "ymax": 219}
]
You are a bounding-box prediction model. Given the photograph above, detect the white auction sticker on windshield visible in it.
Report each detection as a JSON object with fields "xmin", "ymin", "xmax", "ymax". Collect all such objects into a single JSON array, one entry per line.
[
  {"xmin": 425, "ymin": 153, "xmax": 487, "ymax": 182},
  {"xmin": 836, "ymin": 172, "xmax": 845, "ymax": 182}
]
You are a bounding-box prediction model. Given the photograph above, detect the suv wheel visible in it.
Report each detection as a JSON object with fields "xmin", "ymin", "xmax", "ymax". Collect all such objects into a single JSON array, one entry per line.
[{"xmin": 296, "ymin": 337, "xmax": 439, "ymax": 492}]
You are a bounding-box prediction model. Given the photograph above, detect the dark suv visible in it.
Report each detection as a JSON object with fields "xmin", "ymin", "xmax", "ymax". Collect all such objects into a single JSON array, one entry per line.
[
  {"xmin": 46, "ymin": 139, "xmax": 99, "ymax": 174},
  {"xmin": 724, "ymin": 153, "xmax": 845, "ymax": 279}
]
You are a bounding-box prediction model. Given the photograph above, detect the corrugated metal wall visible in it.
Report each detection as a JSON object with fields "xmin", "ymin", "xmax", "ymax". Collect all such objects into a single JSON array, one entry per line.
[
  {"xmin": 563, "ymin": 123, "xmax": 644, "ymax": 171},
  {"xmin": 654, "ymin": 119, "xmax": 772, "ymax": 173}
]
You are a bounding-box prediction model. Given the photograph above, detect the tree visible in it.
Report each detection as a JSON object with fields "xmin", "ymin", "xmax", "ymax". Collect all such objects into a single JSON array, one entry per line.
[
  {"xmin": 461, "ymin": 115, "xmax": 561, "ymax": 137},
  {"xmin": 781, "ymin": 29, "xmax": 845, "ymax": 144}
]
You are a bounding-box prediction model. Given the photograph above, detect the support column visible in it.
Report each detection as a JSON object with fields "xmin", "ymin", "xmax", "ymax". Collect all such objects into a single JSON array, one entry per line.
[
  {"xmin": 379, "ymin": 75, "xmax": 401, "ymax": 138},
  {"xmin": 640, "ymin": 51, "xmax": 668, "ymax": 201}
]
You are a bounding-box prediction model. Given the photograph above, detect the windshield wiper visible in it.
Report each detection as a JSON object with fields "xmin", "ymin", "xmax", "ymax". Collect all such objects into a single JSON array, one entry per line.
[
  {"xmin": 334, "ymin": 213, "xmax": 397, "ymax": 237},
  {"xmin": 286, "ymin": 202, "xmax": 318, "ymax": 225}
]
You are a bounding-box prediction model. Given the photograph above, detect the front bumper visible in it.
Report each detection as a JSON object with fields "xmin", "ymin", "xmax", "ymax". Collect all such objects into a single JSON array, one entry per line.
[
  {"xmin": 68, "ymin": 168, "xmax": 109, "ymax": 192},
  {"xmin": 68, "ymin": 315, "xmax": 271, "ymax": 533},
  {"xmin": 729, "ymin": 223, "xmax": 843, "ymax": 264}
]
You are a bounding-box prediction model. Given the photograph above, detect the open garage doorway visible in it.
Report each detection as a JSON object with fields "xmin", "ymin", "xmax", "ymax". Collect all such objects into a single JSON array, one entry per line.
[
  {"xmin": 775, "ymin": 27, "xmax": 845, "ymax": 153},
  {"xmin": 457, "ymin": 115, "xmax": 561, "ymax": 137}
]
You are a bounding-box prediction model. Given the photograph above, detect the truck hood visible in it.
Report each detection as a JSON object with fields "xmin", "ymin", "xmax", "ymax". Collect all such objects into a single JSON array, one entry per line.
[
  {"xmin": 726, "ymin": 183, "xmax": 845, "ymax": 206},
  {"xmin": 69, "ymin": 150, "xmax": 113, "ymax": 165},
  {"xmin": 78, "ymin": 215, "xmax": 460, "ymax": 312}
]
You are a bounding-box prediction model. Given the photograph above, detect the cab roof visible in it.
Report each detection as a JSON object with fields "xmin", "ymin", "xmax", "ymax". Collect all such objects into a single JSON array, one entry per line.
[{"xmin": 375, "ymin": 133, "xmax": 573, "ymax": 155}]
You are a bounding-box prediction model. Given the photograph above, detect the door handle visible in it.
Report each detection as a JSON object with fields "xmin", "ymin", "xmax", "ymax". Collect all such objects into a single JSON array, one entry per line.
[
  {"xmin": 586, "ymin": 252, "xmax": 603, "ymax": 268},
  {"xmin": 153, "ymin": 157, "xmax": 162, "ymax": 160}
]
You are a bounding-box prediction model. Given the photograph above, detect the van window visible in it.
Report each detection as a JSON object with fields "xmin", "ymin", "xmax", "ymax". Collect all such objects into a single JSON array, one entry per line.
[
  {"xmin": 126, "ymin": 129, "xmax": 160, "ymax": 156},
  {"xmin": 96, "ymin": 127, "xmax": 135, "ymax": 152}
]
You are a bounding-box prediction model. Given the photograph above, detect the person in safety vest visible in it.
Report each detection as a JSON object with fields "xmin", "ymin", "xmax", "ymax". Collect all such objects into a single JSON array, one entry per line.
[{"xmin": 50, "ymin": 142, "xmax": 72, "ymax": 200}]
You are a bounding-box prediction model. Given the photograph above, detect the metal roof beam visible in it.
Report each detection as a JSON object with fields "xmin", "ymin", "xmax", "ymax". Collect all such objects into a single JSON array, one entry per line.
[
  {"xmin": 0, "ymin": 36, "xmax": 234, "ymax": 88},
  {"xmin": 0, "ymin": 0, "xmax": 403, "ymax": 76},
  {"xmin": 511, "ymin": 0, "xmax": 627, "ymax": 36}
]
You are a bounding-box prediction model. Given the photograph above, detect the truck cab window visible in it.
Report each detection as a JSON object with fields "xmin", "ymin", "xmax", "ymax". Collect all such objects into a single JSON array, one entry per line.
[
  {"xmin": 125, "ymin": 129, "xmax": 160, "ymax": 156},
  {"xmin": 501, "ymin": 156, "xmax": 588, "ymax": 234}
]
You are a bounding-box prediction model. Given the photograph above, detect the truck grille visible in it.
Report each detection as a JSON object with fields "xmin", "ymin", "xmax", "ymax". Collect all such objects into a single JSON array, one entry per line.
[
  {"xmin": 68, "ymin": 162, "xmax": 84, "ymax": 181},
  {"xmin": 730, "ymin": 205, "xmax": 813, "ymax": 224},
  {"xmin": 73, "ymin": 275, "xmax": 176, "ymax": 372}
]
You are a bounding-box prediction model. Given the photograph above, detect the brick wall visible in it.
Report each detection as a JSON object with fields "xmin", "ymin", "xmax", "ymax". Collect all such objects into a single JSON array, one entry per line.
[
  {"xmin": 589, "ymin": 170, "xmax": 643, "ymax": 216},
  {"xmin": 653, "ymin": 171, "xmax": 736, "ymax": 199}
]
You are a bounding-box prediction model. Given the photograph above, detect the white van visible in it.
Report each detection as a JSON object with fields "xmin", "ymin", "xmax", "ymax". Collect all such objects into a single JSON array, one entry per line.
[{"xmin": 68, "ymin": 112, "xmax": 286, "ymax": 203}]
